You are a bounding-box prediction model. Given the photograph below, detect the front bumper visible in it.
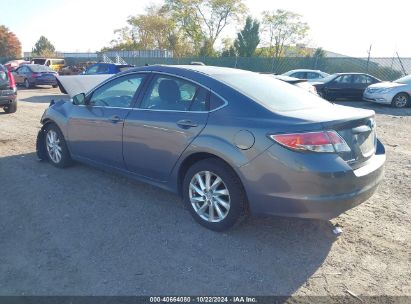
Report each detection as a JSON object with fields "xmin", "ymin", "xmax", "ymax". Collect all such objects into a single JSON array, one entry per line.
[
  {"xmin": 239, "ymin": 140, "xmax": 385, "ymax": 219},
  {"xmin": 363, "ymin": 91, "xmax": 395, "ymax": 105}
]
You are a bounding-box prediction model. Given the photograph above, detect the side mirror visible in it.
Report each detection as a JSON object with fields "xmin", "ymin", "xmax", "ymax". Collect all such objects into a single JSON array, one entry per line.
[{"xmin": 72, "ymin": 93, "xmax": 86, "ymax": 105}]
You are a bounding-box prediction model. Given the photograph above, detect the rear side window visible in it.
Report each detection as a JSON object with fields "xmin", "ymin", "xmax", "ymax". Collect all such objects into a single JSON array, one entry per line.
[
  {"xmin": 215, "ymin": 72, "xmax": 330, "ymax": 112},
  {"xmin": 140, "ymin": 75, "xmax": 207, "ymax": 111},
  {"xmin": 210, "ymin": 94, "xmax": 225, "ymax": 110},
  {"xmin": 306, "ymin": 72, "xmax": 320, "ymax": 79},
  {"xmin": 0, "ymin": 65, "xmax": 9, "ymax": 87}
]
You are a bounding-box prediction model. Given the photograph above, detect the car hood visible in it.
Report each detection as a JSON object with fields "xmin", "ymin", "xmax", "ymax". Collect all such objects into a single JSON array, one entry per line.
[{"xmin": 367, "ymin": 81, "xmax": 405, "ymax": 89}]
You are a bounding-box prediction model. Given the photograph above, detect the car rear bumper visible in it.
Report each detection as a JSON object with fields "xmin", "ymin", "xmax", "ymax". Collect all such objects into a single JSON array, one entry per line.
[
  {"xmin": 0, "ymin": 94, "xmax": 17, "ymax": 106},
  {"xmin": 33, "ymin": 78, "xmax": 57, "ymax": 86},
  {"xmin": 239, "ymin": 140, "xmax": 385, "ymax": 219}
]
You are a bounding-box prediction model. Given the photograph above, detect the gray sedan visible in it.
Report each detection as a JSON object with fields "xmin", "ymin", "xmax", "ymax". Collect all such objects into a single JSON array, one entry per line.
[
  {"xmin": 363, "ymin": 75, "xmax": 411, "ymax": 108},
  {"xmin": 36, "ymin": 65, "xmax": 386, "ymax": 231}
]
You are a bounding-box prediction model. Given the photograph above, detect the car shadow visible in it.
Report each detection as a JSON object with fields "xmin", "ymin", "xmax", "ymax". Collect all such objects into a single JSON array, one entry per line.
[
  {"xmin": 0, "ymin": 152, "xmax": 335, "ymax": 297},
  {"xmin": 18, "ymin": 94, "xmax": 69, "ymax": 104},
  {"xmin": 334, "ymin": 100, "xmax": 411, "ymax": 116}
]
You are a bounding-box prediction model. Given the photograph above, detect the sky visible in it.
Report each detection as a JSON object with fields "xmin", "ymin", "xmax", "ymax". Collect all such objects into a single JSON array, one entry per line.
[{"xmin": 0, "ymin": 0, "xmax": 409, "ymax": 57}]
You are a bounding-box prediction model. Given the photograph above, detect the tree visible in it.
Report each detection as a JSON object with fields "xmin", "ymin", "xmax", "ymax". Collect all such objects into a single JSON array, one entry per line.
[
  {"xmin": 32, "ymin": 36, "xmax": 56, "ymax": 57},
  {"xmin": 105, "ymin": 5, "xmax": 191, "ymax": 57},
  {"xmin": 262, "ymin": 10, "xmax": 309, "ymax": 59},
  {"xmin": 0, "ymin": 25, "xmax": 22, "ymax": 58},
  {"xmin": 165, "ymin": 0, "xmax": 247, "ymax": 56},
  {"xmin": 234, "ymin": 16, "xmax": 260, "ymax": 57}
]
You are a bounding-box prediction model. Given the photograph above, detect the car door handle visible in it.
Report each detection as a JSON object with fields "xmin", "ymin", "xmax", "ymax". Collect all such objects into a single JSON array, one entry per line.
[
  {"xmin": 177, "ymin": 120, "xmax": 198, "ymax": 128},
  {"xmin": 109, "ymin": 115, "xmax": 123, "ymax": 123}
]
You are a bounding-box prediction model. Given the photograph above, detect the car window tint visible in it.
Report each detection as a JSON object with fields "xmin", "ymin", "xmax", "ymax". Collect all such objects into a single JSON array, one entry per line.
[
  {"xmin": 291, "ymin": 72, "xmax": 306, "ymax": 79},
  {"xmin": 89, "ymin": 74, "xmax": 144, "ymax": 108},
  {"xmin": 353, "ymin": 75, "xmax": 368, "ymax": 84},
  {"xmin": 306, "ymin": 72, "xmax": 319, "ymax": 79},
  {"xmin": 335, "ymin": 75, "xmax": 352, "ymax": 83},
  {"xmin": 86, "ymin": 65, "xmax": 98, "ymax": 74},
  {"xmin": 140, "ymin": 75, "xmax": 205, "ymax": 111},
  {"xmin": 365, "ymin": 76, "xmax": 375, "ymax": 84},
  {"xmin": 210, "ymin": 93, "xmax": 225, "ymax": 110},
  {"xmin": 189, "ymin": 87, "xmax": 208, "ymax": 111},
  {"xmin": 97, "ymin": 64, "xmax": 109, "ymax": 73}
]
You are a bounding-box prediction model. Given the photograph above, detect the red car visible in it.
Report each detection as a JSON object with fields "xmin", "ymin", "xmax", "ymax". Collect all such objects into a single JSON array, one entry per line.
[{"xmin": 0, "ymin": 64, "xmax": 17, "ymax": 113}]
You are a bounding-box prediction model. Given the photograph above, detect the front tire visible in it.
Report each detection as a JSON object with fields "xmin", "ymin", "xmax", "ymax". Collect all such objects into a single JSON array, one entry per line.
[
  {"xmin": 24, "ymin": 79, "xmax": 31, "ymax": 89},
  {"xmin": 4, "ymin": 102, "xmax": 17, "ymax": 114},
  {"xmin": 44, "ymin": 124, "xmax": 72, "ymax": 168},
  {"xmin": 182, "ymin": 158, "xmax": 248, "ymax": 231},
  {"xmin": 391, "ymin": 93, "xmax": 409, "ymax": 108}
]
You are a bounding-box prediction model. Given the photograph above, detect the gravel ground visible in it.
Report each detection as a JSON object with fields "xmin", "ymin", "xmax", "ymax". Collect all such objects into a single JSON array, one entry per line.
[{"xmin": 0, "ymin": 87, "xmax": 410, "ymax": 297}]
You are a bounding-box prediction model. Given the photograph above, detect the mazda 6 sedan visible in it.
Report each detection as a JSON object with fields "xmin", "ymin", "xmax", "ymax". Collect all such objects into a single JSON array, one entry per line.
[{"xmin": 36, "ymin": 65, "xmax": 386, "ymax": 231}]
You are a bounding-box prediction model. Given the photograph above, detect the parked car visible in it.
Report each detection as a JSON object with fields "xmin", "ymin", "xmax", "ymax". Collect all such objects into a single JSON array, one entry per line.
[
  {"xmin": 13, "ymin": 64, "xmax": 58, "ymax": 88},
  {"xmin": 282, "ymin": 69, "xmax": 330, "ymax": 82},
  {"xmin": 0, "ymin": 64, "xmax": 17, "ymax": 113},
  {"xmin": 270, "ymin": 75, "xmax": 318, "ymax": 95},
  {"xmin": 363, "ymin": 74, "xmax": 411, "ymax": 108},
  {"xmin": 36, "ymin": 65, "xmax": 385, "ymax": 231},
  {"xmin": 4, "ymin": 59, "xmax": 30, "ymax": 72},
  {"xmin": 313, "ymin": 73, "xmax": 381, "ymax": 101},
  {"xmin": 32, "ymin": 58, "xmax": 65, "ymax": 72},
  {"xmin": 82, "ymin": 63, "xmax": 134, "ymax": 75}
]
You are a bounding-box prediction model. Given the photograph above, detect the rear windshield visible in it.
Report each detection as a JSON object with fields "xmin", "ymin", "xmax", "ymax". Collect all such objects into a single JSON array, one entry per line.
[
  {"xmin": 214, "ymin": 72, "xmax": 331, "ymax": 111},
  {"xmin": 30, "ymin": 65, "xmax": 54, "ymax": 72},
  {"xmin": 394, "ymin": 75, "xmax": 411, "ymax": 84}
]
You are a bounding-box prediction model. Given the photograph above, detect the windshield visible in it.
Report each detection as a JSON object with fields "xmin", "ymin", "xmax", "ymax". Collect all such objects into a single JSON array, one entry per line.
[
  {"xmin": 394, "ymin": 75, "xmax": 411, "ymax": 84},
  {"xmin": 214, "ymin": 71, "xmax": 331, "ymax": 112},
  {"xmin": 32, "ymin": 59, "xmax": 47, "ymax": 65}
]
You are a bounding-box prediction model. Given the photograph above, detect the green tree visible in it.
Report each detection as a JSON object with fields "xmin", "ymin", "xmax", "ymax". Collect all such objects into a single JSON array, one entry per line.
[
  {"xmin": 262, "ymin": 10, "xmax": 309, "ymax": 59},
  {"xmin": 165, "ymin": 0, "xmax": 247, "ymax": 56},
  {"xmin": 234, "ymin": 16, "xmax": 260, "ymax": 57},
  {"xmin": 0, "ymin": 25, "xmax": 22, "ymax": 58},
  {"xmin": 32, "ymin": 36, "xmax": 55, "ymax": 57}
]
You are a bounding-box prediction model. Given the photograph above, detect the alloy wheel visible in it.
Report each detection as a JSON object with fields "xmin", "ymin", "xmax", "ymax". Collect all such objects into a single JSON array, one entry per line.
[
  {"xmin": 46, "ymin": 129, "xmax": 62, "ymax": 164},
  {"xmin": 189, "ymin": 171, "xmax": 231, "ymax": 223},
  {"xmin": 393, "ymin": 95, "xmax": 408, "ymax": 108}
]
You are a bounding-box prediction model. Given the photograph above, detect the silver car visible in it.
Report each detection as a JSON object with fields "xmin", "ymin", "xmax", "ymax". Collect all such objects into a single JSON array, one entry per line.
[
  {"xmin": 282, "ymin": 69, "xmax": 330, "ymax": 82},
  {"xmin": 363, "ymin": 75, "xmax": 411, "ymax": 108}
]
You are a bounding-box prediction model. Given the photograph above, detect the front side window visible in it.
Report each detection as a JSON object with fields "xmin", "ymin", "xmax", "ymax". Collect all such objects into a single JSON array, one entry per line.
[
  {"xmin": 97, "ymin": 64, "xmax": 109, "ymax": 73},
  {"xmin": 335, "ymin": 75, "xmax": 352, "ymax": 84},
  {"xmin": 89, "ymin": 74, "xmax": 145, "ymax": 108},
  {"xmin": 291, "ymin": 72, "xmax": 306, "ymax": 79},
  {"xmin": 140, "ymin": 75, "xmax": 207, "ymax": 111}
]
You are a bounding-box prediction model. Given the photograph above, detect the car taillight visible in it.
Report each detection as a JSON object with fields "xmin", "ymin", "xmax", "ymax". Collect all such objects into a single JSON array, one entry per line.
[
  {"xmin": 270, "ymin": 131, "xmax": 351, "ymax": 153},
  {"xmin": 32, "ymin": 73, "xmax": 41, "ymax": 78},
  {"xmin": 7, "ymin": 70, "xmax": 16, "ymax": 89}
]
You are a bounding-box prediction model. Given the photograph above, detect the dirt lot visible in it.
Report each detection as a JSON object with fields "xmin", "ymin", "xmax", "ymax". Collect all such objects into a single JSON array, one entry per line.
[{"xmin": 0, "ymin": 87, "xmax": 410, "ymax": 297}]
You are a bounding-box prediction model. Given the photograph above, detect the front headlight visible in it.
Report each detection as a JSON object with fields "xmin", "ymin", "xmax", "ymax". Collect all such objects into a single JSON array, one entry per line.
[{"xmin": 379, "ymin": 88, "xmax": 393, "ymax": 93}]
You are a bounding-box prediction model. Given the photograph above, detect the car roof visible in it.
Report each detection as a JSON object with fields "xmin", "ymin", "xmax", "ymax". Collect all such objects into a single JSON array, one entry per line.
[
  {"xmin": 287, "ymin": 69, "xmax": 323, "ymax": 73},
  {"xmin": 125, "ymin": 65, "xmax": 250, "ymax": 77}
]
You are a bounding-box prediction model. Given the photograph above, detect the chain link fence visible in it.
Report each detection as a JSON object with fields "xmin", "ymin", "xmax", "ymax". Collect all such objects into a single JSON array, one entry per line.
[{"xmin": 2, "ymin": 54, "xmax": 410, "ymax": 81}]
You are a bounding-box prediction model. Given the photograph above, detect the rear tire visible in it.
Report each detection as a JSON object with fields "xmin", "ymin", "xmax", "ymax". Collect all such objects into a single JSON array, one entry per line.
[
  {"xmin": 391, "ymin": 93, "xmax": 409, "ymax": 108},
  {"xmin": 4, "ymin": 102, "xmax": 17, "ymax": 114},
  {"xmin": 52, "ymin": 85, "xmax": 58, "ymax": 88},
  {"xmin": 182, "ymin": 158, "xmax": 248, "ymax": 231},
  {"xmin": 44, "ymin": 124, "xmax": 72, "ymax": 168}
]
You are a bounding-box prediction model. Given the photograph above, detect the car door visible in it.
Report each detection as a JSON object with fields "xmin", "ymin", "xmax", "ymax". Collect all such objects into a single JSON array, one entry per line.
[
  {"xmin": 351, "ymin": 75, "xmax": 370, "ymax": 99},
  {"xmin": 326, "ymin": 75, "xmax": 353, "ymax": 99},
  {"xmin": 123, "ymin": 74, "xmax": 209, "ymax": 182},
  {"xmin": 67, "ymin": 73, "xmax": 148, "ymax": 169},
  {"xmin": 13, "ymin": 66, "xmax": 26, "ymax": 84}
]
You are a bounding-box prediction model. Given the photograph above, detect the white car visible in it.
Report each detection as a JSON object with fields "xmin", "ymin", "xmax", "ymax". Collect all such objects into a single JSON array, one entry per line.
[
  {"xmin": 282, "ymin": 69, "xmax": 330, "ymax": 82},
  {"xmin": 363, "ymin": 74, "xmax": 411, "ymax": 108}
]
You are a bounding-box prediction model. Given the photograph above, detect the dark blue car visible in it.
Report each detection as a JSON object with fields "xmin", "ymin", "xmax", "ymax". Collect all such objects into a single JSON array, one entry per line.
[
  {"xmin": 36, "ymin": 65, "xmax": 386, "ymax": 231},
  {"xmin": 82, "ymin": 63, "xmax": 134, "ymax": 75},
  {"xmin": 13, "ymin": 64, "xmax": 58, "ymax": 88}
]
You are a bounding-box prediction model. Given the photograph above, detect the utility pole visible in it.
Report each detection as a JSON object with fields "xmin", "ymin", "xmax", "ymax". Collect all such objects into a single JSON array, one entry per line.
[{"xmin": 366, "ymin": 45, "xmax": 372, "ymax": 73}]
